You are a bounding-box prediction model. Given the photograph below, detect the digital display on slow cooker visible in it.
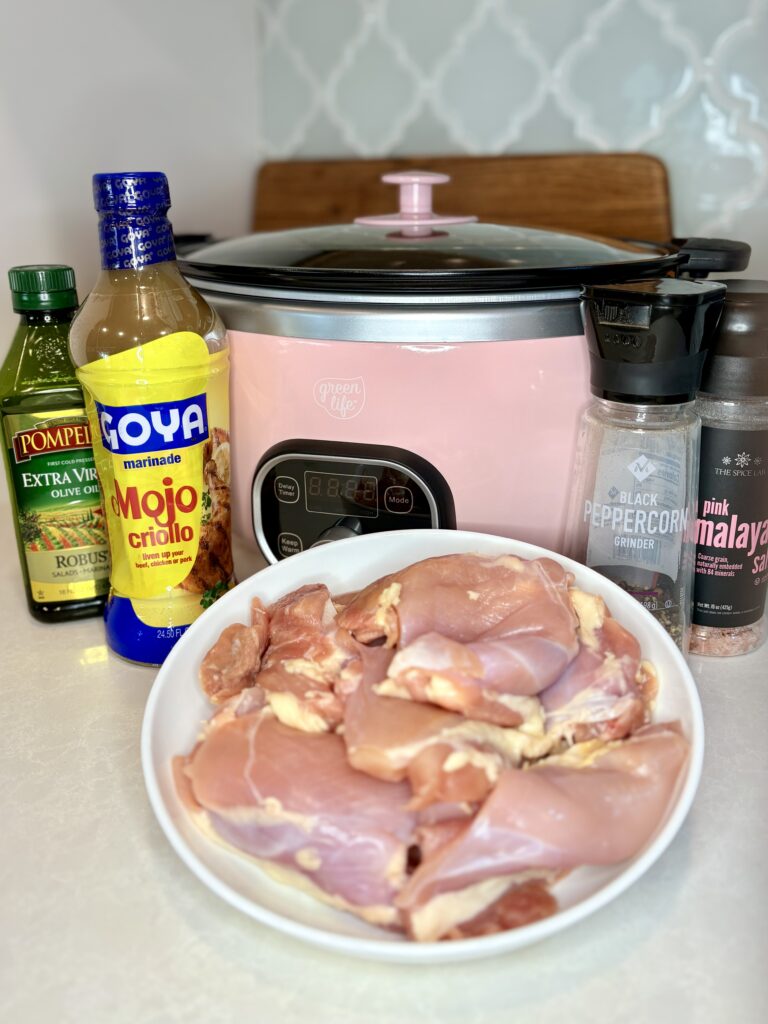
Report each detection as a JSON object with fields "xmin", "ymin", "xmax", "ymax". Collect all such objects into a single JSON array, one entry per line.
[
  {"xmin": 304, "ymin": 471, "xmax": 378, "ymax": 518},
  {"xmin": 253, "ymin": 440, "xmax": 458, "ymax": 563}
]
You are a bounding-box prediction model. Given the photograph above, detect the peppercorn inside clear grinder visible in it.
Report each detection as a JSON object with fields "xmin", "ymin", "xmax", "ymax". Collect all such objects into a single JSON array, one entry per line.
[{"xmin": 565, "ymin": 279, "xmax": 726, "ymax": 651}]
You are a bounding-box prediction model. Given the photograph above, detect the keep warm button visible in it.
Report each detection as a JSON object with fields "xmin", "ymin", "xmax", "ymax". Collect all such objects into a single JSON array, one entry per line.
[
  {"xmin": 277, "ymin": 532, "xmax": 303, "ymax": 558},
  {"xmin": 384, "ymin": 485, "xmax": 413, "ymax": 514}
]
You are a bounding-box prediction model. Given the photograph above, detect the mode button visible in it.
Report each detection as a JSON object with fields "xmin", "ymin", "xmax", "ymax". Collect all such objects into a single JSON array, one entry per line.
[{"xmin": 384, "ymin": 485, "xmax": 413, "ymax": 514}]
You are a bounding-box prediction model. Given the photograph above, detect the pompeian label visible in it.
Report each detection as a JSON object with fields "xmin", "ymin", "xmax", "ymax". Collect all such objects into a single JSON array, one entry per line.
[
  {"xmin": 693, "ymin": 425, "xmax": 768, "ymax": 628},
  {"xmin": 3, "ymin": 409, "xmax": 110, "ymax": 602},
  {"xmin": 76, "ymin": 332, "xmax": 232, "ymax": 664},
  {"xmin": 12, "ymin": 421, "xmax": 93, "ymax": 463}
]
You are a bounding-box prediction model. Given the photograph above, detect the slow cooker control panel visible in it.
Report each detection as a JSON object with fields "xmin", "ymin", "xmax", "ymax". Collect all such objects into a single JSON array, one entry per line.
[{"xmin": 252, "ymin": 439, "xmax": 456, "ymax": 562}]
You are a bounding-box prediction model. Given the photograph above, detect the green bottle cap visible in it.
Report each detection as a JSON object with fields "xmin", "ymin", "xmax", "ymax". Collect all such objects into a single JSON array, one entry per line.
[{"xmin": 8, "ymin": 264, "xmax": 78, "ymax": 312}]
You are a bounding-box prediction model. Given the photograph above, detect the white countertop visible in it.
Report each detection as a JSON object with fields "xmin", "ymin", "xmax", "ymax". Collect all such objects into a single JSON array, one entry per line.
[{"xmin": 2, "ymin": 503, "xmax": 767, "ymax": 1024}]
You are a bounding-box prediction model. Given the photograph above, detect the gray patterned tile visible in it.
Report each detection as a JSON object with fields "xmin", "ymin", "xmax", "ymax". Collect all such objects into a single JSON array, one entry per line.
[
  {"xmin": 390, "ymin": 103, "xmax": 461, "ymax": 156},
  {"xmin": 558, "ymin": 0, "xmax": 692, "ymax": 149},
  {"xmin": 385, "ymin": 0, "xmax": 471, "ymax": 72},
  {"xmin": 260, "ymin": 36, "xmax": 316, "ymax": 154},
  {"xmin": 331, "ymin": 27, "xmax": 418, "ymax": 153},
  {"xmin": 253, "ymin": 0, "xmax": 768, "ymax": 273},
  {"xmin": 280, "ymin": 0, "xmax": 365, "ymax": 82},
  {"xmin": 436, "ymin": 7, "xmax": 545, "ymax": 152},
  {"xmin": 661, "ymin": 0, "xmax": 753, "ymax": 56}
]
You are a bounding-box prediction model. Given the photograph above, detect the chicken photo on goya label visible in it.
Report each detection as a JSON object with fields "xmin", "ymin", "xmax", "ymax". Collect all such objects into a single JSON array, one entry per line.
[{"xmin": 77, "ymin": 331, "xmax": 232, "ymax": 658}]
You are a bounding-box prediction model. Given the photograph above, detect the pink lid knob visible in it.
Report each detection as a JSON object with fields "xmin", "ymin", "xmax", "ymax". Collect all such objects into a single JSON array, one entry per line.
[{"xmin": 355, "ymin": 170, "xmax": 477, "ymax": 231}]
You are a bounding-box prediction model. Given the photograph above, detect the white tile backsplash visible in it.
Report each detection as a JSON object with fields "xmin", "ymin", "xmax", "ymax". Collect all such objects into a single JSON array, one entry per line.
[{"xmin": 256, "ymin": 0, "xmax": 768, "ymax": 277}]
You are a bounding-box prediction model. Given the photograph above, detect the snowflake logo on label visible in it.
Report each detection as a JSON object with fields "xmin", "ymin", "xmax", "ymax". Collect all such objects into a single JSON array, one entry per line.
[
  {"xmin": 756, "ymin": 457, "xmax": 763, "ymax": 466},
  {"xmin": 735, "ymin": 452, "xmax": 751, "ymax": 468},
  {"xmin": 627, "ymin": 455, "xmax": 656, "ymax": 483},
  {"xmin": 722, "ymin": 456, "xmax": 731, "ymax": 465}
]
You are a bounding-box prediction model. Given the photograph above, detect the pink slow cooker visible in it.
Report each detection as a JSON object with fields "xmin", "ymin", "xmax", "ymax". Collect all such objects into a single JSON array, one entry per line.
[{"xmin": 182, "ymin": 171, "xmax": 749, "ymax": 563}]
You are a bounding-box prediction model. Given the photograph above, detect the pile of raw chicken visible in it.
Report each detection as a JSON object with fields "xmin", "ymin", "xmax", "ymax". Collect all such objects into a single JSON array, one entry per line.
[{"xmin": 174, "ymin": 553, "xmax": 689, "ymax": 942}]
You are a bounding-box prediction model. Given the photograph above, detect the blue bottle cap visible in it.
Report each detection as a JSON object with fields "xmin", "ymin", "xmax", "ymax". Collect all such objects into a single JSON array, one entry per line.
[{"xmin": 93, "ymin": 172, "xmax": 171, "ymax": 213}]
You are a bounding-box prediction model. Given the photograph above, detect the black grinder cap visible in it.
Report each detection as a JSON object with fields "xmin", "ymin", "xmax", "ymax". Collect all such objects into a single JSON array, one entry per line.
[
  {"xmin": 583, "ymin": 278, "xmax": 726, "ymax": 404},
  {"xmin": 699, "ymin": 279, "xmax": 768, "ymax": 398}
]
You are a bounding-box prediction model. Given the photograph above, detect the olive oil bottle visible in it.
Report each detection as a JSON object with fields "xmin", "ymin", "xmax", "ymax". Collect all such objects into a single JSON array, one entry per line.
[
  {"xmin": 0, "ymin": 266, "xmax": 109, "ymax": 621},
  {"xmin": 69, "ymin": 172, "xmax": 232, "ymax": 665}
]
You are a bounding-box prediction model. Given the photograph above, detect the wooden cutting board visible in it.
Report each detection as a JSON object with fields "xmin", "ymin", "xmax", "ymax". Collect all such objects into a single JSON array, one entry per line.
[{"xmin": 253, "ymin": 154, "xmax": 673, "ymax": 243}]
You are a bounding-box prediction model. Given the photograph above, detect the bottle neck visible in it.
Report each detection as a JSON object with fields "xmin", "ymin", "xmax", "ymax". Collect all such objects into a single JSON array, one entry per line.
[
  {"xmin": 17, "ymin": 308, "xmax": 76, "ymax": 328},
  {"xmin": 592, "ymin": 396, "xmax": 696, "ymax": 428},
  {"xmin": 98, "ymin": 209, "xmax": 176, "ymax": 270}
]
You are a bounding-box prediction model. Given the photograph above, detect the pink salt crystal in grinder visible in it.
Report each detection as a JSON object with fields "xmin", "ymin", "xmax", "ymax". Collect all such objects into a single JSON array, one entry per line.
[{"xmin": 691, "ymin": 280, "xmax": 768, "ymax": 657}]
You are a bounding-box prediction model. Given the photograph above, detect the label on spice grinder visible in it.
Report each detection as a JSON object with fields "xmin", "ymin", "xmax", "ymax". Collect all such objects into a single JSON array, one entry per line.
[
  {"xmin": 693, "ymin": 426, "xmax": 768, "ymax": 628},
  {"xmin": 584, "ymin": 432, "xmax": 691, "ymax": 637}
]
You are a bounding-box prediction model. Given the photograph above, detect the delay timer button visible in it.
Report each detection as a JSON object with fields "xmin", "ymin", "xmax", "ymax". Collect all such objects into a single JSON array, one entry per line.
[
  {"xmin": 274, "ymin": 475, "xmax": 299, "ymax": 503},
  {"xmin": 384, "ymin": 485, "xmax": 413, "ymax": 514}
]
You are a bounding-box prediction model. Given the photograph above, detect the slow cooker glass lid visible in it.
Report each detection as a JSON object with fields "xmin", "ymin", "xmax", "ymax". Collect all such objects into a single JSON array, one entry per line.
[
  {"xmin": 185, "ymin": 222, "xmax": 679, "ymax": 295},
  {"xmin": 183, "ymin": 169, "xmax": 680, "ymax": 294},
  {"xmin": 192, "ymin": 222, "xmax": 675, "ymax": 271}
]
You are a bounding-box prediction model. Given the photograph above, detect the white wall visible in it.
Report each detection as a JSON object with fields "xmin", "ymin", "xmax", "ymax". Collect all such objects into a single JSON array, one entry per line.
[{"xmin": 0, "ymin": 0, "xmax": 260, "ymax": 346}]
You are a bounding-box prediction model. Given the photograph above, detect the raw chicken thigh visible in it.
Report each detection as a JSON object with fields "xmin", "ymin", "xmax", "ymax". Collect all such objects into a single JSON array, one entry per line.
[
  {"xmin": 539, "ymin": 590, "xmax": 657, "ymax": 743},
  {"xmin": 340, "ymin": 555, "xmax": 580, "ymax": 726},
  {"xmin": 397, "ymin": 724, "xmax": 687, "ymax": 940},
  {"xmin": 176, "ymin": 706, "xmax": 416, "ymax": 926},
  {"xmin": 175, "ymin": 551, "xmax": 689, "ymax": 942},
  {"xmin": 341, "ymin": 556, "xmax": 579, "ymax": 712}
]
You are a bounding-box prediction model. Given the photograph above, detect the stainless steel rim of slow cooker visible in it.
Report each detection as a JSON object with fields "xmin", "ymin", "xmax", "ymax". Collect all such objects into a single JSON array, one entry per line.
[
  {"xmin": 192, "ymin": 286, "xmax": 585, "ymax": 343},
  {"xmin": 187, "ymin": 276, "xmax": 582, "ymax": 306}
]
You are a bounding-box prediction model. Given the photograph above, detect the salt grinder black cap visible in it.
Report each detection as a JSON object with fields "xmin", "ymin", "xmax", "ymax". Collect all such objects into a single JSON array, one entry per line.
[
  {"xmin": 582, "ymin": 278, "xmax": 726, "ymax": 404},
  {"xmin": 699, "ymin": 280, "xmax": 768, "ymax": 398}
]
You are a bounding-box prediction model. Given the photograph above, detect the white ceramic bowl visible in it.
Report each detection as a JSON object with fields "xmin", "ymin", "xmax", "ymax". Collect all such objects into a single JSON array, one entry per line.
[{"xmin": 141, "ymin": 529, "xmax": 704, "ymax": 964}]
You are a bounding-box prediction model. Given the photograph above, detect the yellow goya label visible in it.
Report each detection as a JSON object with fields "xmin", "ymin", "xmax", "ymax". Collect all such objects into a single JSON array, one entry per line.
[{"xmin": 77, "ymin": 332, "xmax": 232, "ymax": 658}]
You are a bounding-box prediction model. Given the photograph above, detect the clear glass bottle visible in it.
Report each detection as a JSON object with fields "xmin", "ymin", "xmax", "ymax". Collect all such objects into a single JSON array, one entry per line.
[
  {"xmin": 690, "ymin": 280, "xmax": 768, "ymax": 656},
  {"xmin": 1, "ymin": 266, "xmax": 109, "ymax": 621},
  {"xmin": 566, "ymin": 398, "xmax": 700, "ymax": 649},
  {"xmin": 565, "ymin": 278, "xmax": 726, "ymax": 651},
  {"xmin": 69, "ymin": 172, "xmax": 232, "ymax": 666}
]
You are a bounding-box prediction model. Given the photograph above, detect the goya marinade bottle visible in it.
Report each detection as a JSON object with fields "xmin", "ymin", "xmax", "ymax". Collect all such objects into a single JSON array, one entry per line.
[
  {"xmin": 69, "ymin": 173, "xmax": 233, "ymax": 665},
  {"xmin": 1, "ymin": 265, "xmax": 109, "ymax": 621}
]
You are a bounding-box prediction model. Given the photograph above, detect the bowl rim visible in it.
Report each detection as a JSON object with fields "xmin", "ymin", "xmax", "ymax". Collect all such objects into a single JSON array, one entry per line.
[{"xmin": 140, "ymin": 528, "xmax": 704, "ymax": 963}]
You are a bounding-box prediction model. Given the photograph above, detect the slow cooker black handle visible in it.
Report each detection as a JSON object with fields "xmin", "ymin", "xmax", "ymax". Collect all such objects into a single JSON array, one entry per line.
[{"xmin": 673, "ymin": 237, "xmax": 752, "ymax": 277}]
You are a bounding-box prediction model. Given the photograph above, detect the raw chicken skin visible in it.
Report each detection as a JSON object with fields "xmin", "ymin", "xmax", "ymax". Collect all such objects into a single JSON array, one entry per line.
[
  {"xmin": 199, "ymin": 597, "xmax": 270, "ymax": 704},
  {"xmin": 339, "ymin": 553, "xmax": 578, "ymax": 651},
  {"xmin": 540, "ymin": 590, "xmax": 655, "ymax": 743},
  {"xmin": 380, "ymin": 633, "xmax": 558, "ymax": 725},
  {"xmin": 397, "ymin": 724, "xmax": 689, "ymax": 941},
  {"xmin": 344, "ymin": 655, "xmax": 551, "ymax": 808},
  {"xmin": 178, "ymin": 707, "xmax": 416, "ymax": 926},
  {"xmin": 356, "ymin": 556, "xmax": 579, "ymax": 723},
  {"xmin": 256, "ymin": 584, "xmax": 361, "ymax": 732},
  {"xmin": 264, "ymin": 584, "xmax": 346, "ymax": 670}
]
